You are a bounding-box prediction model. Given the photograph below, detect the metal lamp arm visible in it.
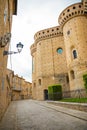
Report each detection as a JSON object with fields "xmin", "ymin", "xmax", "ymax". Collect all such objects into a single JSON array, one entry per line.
[{"xmin": 3, "ymin": 51, "xmax": 19, "ymax": 55}]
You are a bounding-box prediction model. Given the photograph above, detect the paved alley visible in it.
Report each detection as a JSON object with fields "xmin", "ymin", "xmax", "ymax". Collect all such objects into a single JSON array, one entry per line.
[{"xmin": 0, "ymin": 100, "xmax": 87, "ymax": 130}]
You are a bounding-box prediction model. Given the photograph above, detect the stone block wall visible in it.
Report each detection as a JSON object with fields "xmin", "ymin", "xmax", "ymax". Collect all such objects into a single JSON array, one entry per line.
[
  {"xmin": 30, "ymin": 0, "xmax": 87, "ymax": 100},
  {"xmin": 0, "ymin": 0, "xmax": 17, "ymax": 120}
]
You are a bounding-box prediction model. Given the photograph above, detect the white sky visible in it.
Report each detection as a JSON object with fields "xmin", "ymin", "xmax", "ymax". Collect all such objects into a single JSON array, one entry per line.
[{"xmin": 7, "ymin": 0, "xmax": 81, "ymax": 82}]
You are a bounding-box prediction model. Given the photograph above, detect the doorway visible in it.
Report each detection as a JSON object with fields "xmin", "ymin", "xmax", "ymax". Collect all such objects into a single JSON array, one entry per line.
[{"xmin": 44, "ymin": 89, "xmax": 48, "ymax": 100}]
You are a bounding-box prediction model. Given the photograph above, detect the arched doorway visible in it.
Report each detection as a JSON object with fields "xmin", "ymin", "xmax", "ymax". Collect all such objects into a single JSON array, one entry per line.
[{"xmin": 44, "ymin": 89, "xmax": 48, "ymax": 100}]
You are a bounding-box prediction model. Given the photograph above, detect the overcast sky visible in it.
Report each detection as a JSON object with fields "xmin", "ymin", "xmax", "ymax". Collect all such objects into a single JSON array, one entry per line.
[{"xmin": 7, "ymin": 0, "xmax": 81, "ymax": 82}]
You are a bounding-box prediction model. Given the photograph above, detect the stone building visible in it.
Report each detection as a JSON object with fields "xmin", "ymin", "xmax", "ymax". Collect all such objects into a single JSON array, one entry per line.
[
  {"xmin": 12, "ymin": 74, "xmax": 32, "ymax": 101},
  {"xmin": 21, "ymin": 80, "xmax": 32, "ymax": 100},
  {"xmin": 30, "ymin": 0, "xmax": 87, "ymax": 100},
  {"xmin": 12, "ymin": 74, "xmax": 23, "ymax": 101},
  {"xmin": 0, "ymin": 0, "xmax": 17, "ymax": 120}
]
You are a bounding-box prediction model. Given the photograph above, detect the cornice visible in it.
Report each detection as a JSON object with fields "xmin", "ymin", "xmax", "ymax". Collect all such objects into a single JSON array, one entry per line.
[
  {"xmin": 34, "ymin": 26, "xmax": 63, "ymax": 43},
  {"xmin": 58, "ymin": 3, "xmax": 86, "ymax": 27}
]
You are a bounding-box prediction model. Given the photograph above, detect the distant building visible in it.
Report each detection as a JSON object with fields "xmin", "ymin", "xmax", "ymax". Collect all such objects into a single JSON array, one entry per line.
[
  {"xmin": 20, "ymin": 80, "xmax": 32, "ymax": 100},
  {"xmin": 12, "ymin": 74, "xmax": 23, "ymax": 101},
  {"xmin": 30, "ymin": 0, "xmax": 87, "ymax": 100},
  {"xmin": 12, "ymin": 74, "xmax": 32, "ymax": 101}
]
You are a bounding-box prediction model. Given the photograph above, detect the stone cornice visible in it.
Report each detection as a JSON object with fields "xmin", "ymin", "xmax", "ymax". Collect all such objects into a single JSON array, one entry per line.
[
  {"xmin": 34, "ymin": 26, "xmax": 63, "ymax": 43},
  {"xmin": 30, "ymin": 1, "xmax": 87, "ymax": 55},
  {"xmin": 58, "ymin": 3, "xmax": 86, "ymax": 27}
]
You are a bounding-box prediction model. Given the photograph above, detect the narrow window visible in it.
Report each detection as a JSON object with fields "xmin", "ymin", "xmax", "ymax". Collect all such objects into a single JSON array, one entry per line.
[
  {"xmin": 79, "ymin": 5, "xmax": 81, "ymax": 8},
  {"xmin": 67, "ymin": 30, "xmax": 70, "ymax": 35},
  {"xmin": 70, "ymin": 70, "xmax": 75, "ymax": 79},
  {"xmin": 38, "ymin": 79, "xmax": 41, "ymax": 85},
  {"xmin": 73, "ymin": 50, "xmax": 77, "ymax": 59},
  {"xmin": 66, "ymin": 75, "xmax": 69, "ymax": 83}
]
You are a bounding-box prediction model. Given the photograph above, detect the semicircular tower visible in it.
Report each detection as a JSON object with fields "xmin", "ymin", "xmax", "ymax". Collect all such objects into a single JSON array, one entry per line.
[
  {"xmin": 30, "ymin": 26, "xmax": 69, "ymax": 100},
  {"xmin": 58, "ymin": 1, "xmax": 87, "ymax": 90}
]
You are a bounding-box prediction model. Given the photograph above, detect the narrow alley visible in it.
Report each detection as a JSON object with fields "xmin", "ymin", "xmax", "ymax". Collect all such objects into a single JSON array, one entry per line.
[{"xmin": 0, "ymin": 100, "xmax": 87, "ymax": 130}]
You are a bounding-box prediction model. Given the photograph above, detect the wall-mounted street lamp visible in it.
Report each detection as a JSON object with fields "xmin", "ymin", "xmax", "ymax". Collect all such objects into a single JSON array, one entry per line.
[{"xmin": 3, "ymin": 42, "xmax": 24, "ymax": 55}]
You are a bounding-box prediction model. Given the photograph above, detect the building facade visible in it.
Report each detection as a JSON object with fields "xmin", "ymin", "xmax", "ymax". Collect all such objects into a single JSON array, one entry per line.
[
  {"xmin": 12, "ymin": 74, "xmax": 23, "ymax": 101},
  {"xmin": 0, "ymin": 0, "xmax": 17, "ymax": 120},
  {"xmin": 12, "ymin": 74, "xmax": 32, "ymax": 101},
  {"xmin": 6, "ymin": 69, "xmax": 14, "ymax": 104},
  {"xmin": 21, "ymin": 80, "xmax": 32, "ymax": 100},
  {"xmin": 30, "ymin": 0, "xmax": 87, "ymax": 100}
]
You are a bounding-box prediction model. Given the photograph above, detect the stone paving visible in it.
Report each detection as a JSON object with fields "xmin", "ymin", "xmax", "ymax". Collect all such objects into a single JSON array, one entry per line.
[{"xmin": 0, "ymin": 100, "xmax": 87, "ymax": 130}]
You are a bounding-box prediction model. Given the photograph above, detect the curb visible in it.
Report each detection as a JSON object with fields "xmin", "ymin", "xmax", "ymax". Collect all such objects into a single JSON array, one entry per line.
[{"xmin": 47, "ymin": 101, "xmax": 87, "ymax": 112}]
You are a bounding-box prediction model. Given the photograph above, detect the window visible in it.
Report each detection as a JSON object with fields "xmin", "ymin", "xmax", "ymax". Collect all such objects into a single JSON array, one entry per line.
[
  {"xmin": 57, "ymin": 48, "xmax": 63, "ymax": 54},
  {"xmin": 70, "ymin": 70, "xmax": 75, "ymax": 79},
  {"xmin": 66, "ymin": 75, "xmax": 69, "ymax": 83},
  {"xmin": 67, "ymin": 30, "xmax": 70, "ymax": 35},
  {"xmin": 56, "ymin": 28, "xmax": 59, "ymax": 30},
  {"xmin": 63, "ymin": 13, "xmax": 65, "ymax": 16},
  {"xmin": 73, "ymin": 6, "xmax": 76, "ymax": 9},
  {"xmin": 67, "ymin": 9, "xmax": 70, "ymax": 12},
  {"xmin": 38, "ymin": 79, "xmax": 41, "ymax": 85},
  {"xmin": 72, "ymin": 12, "xmax": 74, "ymax": 15},
  {"xmin": 73, "ymin": 50, "xmax": 77, "ymax": 59},
  {"xmin": 4, "ymin": 4, "xmax": 8, "ymax": 24},
  {"xmin": 79, "ymin": 5, "xmax": 81, "ymax": 8}
]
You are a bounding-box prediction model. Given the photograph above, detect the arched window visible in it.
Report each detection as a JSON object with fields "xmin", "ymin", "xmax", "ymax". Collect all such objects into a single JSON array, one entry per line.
[
  {"xmin": 73, "ymin": 50, "xmax": 77, "ymax": 59},
  {"xmin": 70, "ymin": 70, "xmax": 75, "ymax": 79}
]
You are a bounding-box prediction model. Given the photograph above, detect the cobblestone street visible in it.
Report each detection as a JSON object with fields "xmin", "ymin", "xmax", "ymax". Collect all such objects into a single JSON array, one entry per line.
[{"xmin": 0, "ymin": 100, "xmax": 87, "ymax": 130}]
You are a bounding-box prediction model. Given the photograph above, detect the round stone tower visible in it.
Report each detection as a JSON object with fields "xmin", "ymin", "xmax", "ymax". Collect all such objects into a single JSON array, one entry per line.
[
  {"xmin": 30, "ymin": 0, "xmax": 87, "ymax": 100},
  {"xmin": 30, "ymin": 26, "xmax": 69, "ymax": 100},
  {"xmin": 58, "ymin": 2, "xmax": 87, "ymax": 90}
]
